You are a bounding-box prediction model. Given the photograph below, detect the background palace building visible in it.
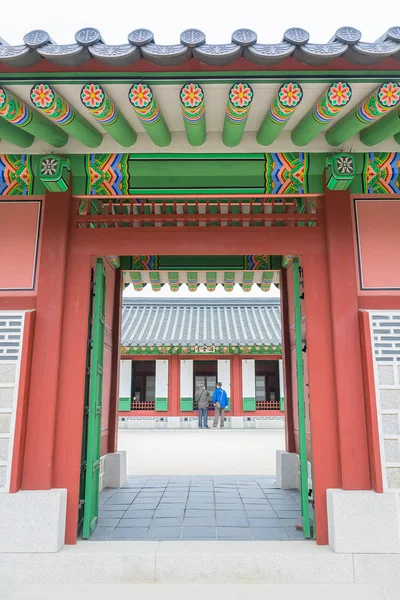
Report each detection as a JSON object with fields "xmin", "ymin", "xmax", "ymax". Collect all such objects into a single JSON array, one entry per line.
[{"xmin": 0, "ymin": 22, "xmax": 400, "ymax": 569}]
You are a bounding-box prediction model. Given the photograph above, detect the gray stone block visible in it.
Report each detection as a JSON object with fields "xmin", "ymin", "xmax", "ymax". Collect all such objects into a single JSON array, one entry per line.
[
  {"xmin": 327, "ymin": 489, "xmax": 400, "ymax": 553},
  {"xmin": 380, "ymin": 389, "xmax": 400, "ymax": 409},
  {"xmin": 0, "ymin": 387, "xmax": 14, "ymax": 408},
  {"xmin": 104, "ymin": 451, "xmax": 127, "ymax": 489},
  {"xmin": 378, "ymin": 365, "xmax": 395, "ymax": 385},
  {"xmin": 0, "ymin": 364, "xmax": 16, "ymax": 384},
  {"xmin": 276, "ymin": 450, "xmax": 300, "ymax": 490},
  {"xmin": 0, "ymin": 489, "xmax": 67, "ymax": 552}
]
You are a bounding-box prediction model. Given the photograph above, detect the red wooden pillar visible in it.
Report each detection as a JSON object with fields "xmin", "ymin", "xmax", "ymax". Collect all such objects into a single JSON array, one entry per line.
[
  {"xmin": 52, "ymin": 245, "xmax": 92, "ymax": 544},
  {"xmin": 108, "ymin": 268, "xmax": 122, "ymax": 454},
  {"xmin": 231, "ymin": 355, "xmax": 241, "ymax": 415},
  {"xmin": 302, "ymin": 245, "xmax": 341, "ymax": 545},
  {"xmin": 324, "ymin": 188, "xmax": 371, "ymax": 490},
  {"xmin": 169, "ymin": 355, "xmax": 179, "ymax": 415},
  {"xmin": 22, "ymin": 190, "xmax": 71, "ymax": 490}
]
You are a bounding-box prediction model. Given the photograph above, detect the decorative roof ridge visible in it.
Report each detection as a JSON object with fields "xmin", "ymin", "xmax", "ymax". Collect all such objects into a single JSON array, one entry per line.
[
  {"xmin": 1, "ymin": 26, "xmax": 400, "ymax": 68},
  {"xmin": 122, "ymin": 297, "xmax": 280, "ymax": 307}
]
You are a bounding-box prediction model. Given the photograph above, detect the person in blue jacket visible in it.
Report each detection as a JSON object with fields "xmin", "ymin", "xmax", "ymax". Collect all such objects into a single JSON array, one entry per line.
[{"xmin": 212, "ymin": 382, "xmax": 228, "ymax": 429}]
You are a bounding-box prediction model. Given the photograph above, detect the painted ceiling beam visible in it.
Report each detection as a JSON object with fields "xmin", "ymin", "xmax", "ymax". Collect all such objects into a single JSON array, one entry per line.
[
  {"xmin": 222, "ymin": 83, "xmax": 253, "ymax": 147},
  {"xmin": 0, "ymin": 85, "xmax": 68, "ymax": 147},
  {"xmin": 130, "ymin": 272, "xmax": 143, "ymax": 292},
  {"xmin": 260, "ymin": 272, "xmax": 274, "ymax": 292},
  {"xmin": 257, "ymin": 82, "xmax": 303, "ymax": 146},
  {"xmin": 128, "ymin": 83, "xmax": 171, "ymax": 147},
  {"xmin": 360, "ymin": 105, "xmax": 400, "ymax": 146},
  {"xmin": 80, "ymin": 83, "xmax": 136, "ymax": 147},
  {"xmin": 168, "ymin": 272, "xmax": 180, "ymax": 292},
  {"xmin": 149, "ymin": 271, "xmax": 162, "ymax": 292},
  {"xmin": 223, "ymin": 272, "xmax": 235, "ymax": 292},
  {"xmin": 206, "ymin": 272, "xmax": 217, "ymax": 292},
  {"xmin": 241, "ymin": 271, "xmax": 254, "ymax": 292},
  {"xmin": 31, "ymin": 84, "xmax": 102, "ymax": 148},
  {"xmin": 326, "ymin": 82, "xmax": 400, "ymax": 146},
  {"xmin": 291, "ymin": 82, "xmax": 352, "ymax": 147},
  {"xmin": 0, "ymin": 114, "xmax": 34, "ymax": 147},
  {"xmin": 187, "ymin": 272, "xmax": 198, "ymax": 292},
  {"xmin": 180, "ymin": 82, "xmax": 206, "ymax": 147}
]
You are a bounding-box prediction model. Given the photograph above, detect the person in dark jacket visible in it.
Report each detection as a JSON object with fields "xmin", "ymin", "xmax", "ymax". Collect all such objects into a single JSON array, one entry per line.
[
  {"xmin": 195, "ymin": 384, "xmax": 210, "ymax": 429},
  {"xmin": 212, "ymin": 382, "xmax": 228, "ymax": 429}
]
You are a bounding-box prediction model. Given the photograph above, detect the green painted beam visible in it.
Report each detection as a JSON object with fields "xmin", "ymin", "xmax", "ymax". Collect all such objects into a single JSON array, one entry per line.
[
  {"xmin": 257, "ymin": 82, "xmax": 303, "ymax": 146},
  {"xmin": 360, "ymin": 107, "xmax": 400, "ymax": 146},
  {"xmin": 128, "ymin": 83, "xmax": 171, "ymax": 147},
  {"xmin": 149, "ymin": 271, "xmax": 161, "ymax": 292},
  {"xmin": 80, "ymin": 83, "xmax": 136, "ymax": 148},
  {"xmin": 291, "ymin": 82, "xmax": 352, "ymax": 147},
  {"xmin": 130, "ymin": 272, "xmax": 143, "ymax": 292},
  {"xmin": 260, "ymin": 271, "xmax": 274, "ymax": 292},
  {"xmin": 180, "ymin": 82, "xmax": 206, "ymax": 147},
  {"xmin": 206, "ymin": 272, "xmax": 217, "ymax": 292},
  {"xmin": 168, "ymin": 272, "xmax": 180, "ymax": 292},
  {"xmin": 222, "ymin": 83, "xmax": 254, "ymax": 147},
  {"xmin": 326, "ymin": 82, "xmax": 400, "ymax": 147},
  {"xmin": 0, "ymin": 85, "xmax": 67, "ymax": 147},
  {"xmin": 241, "ymin": 271, "xmax": 254, "ymax": 292},
  {"xmin": 187, "ymin": 272, "xmax": 198, "ymax": 292},
  {"xmin": 0, "ymin": 115, "xmax": 34, "ymax": 148},
  {"xmin": 224, "ymin": 272, "xmax": 235, "ymax": 292},
  {"xmin": 31, "ymin": 84, "xmax": 102, "ymax": 148}
]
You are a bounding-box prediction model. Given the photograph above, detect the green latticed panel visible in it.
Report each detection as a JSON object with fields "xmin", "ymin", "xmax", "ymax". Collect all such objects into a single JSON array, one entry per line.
[
  {"xmin": 155, "ymin": 397, "xmax": 168, "ymax": 411},
  {"xmin": 242, "ymin": 397, "xmax": 256, "ymax": 411},
  {"xmin": 119, "ymin": 398, "xmax": 131, "ymax": 411},
  {"xmin": 180, "ymin": 397, "xmax": 193, "ymax": 411}
]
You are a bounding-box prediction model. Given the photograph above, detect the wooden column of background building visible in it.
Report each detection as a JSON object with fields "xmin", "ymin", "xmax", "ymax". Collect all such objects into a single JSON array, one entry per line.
[
  {"xmin": 22, "ymin": 189, "xmax": 71, "ymax": 490},
  {"xmin": 280, "ymin": 267, "xmax": 295, "ymax": 452},
  {"xmin": 323, "ymin": 185, "xmax": 371, "ymax": 489}
]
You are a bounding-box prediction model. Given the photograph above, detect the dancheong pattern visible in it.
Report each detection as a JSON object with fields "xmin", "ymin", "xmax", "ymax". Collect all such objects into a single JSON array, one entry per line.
[
  {"xmin": 81, "ymin": 83, "xmax": 117, "ymax": 126},
  {"xmin": 314, "ymin": 82, "xmax": 352, "ymax": 124},
  {"xmin": 132, "ymin": 255, "xmax": 159, "ymax": 270},
  {"xmin": 265, "ymin": 153, "xmax": 308, "ymax": 194},
  {"xmin": 244, "ymin": 255, "xmax": 270, "ymax": 270},
  {"xmin": 0, "ymin": 154, "xmax": 33, "ymax": 195},
  {"xmin": 358, "ymin": 83, "xmax": 400, "ymax": 124},
  {"xmin": 226, "ymin": 83, "xmax": 253, "ymax": 124},
  {"xmin": 86, "ymin": 153, "xmax": 129, "ymax": 195},
  {"xmin": 269, "ymin": 82, "xmax": 303, "ymax": 125},
  {"xmin": 364, "ymin": 152, "xmax": 400, "ymax": 193}
]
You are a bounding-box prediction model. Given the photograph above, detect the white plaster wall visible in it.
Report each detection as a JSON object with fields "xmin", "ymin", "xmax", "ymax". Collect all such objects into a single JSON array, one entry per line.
[
  {"xmin": 370, "ymin": 311, "xmax": 400, "ymax": 491},
  {"xmin": 155, "ymin": 360, "xmax": 168, "ymax": 399},
  {"xmin": 242, "ymin": 359, "xmax": 256, "ymax": 398},
  {"xmin": 119, "ymin": 359, "xmax": 131, "ymax": 399},
  {"xmin": 0, "ymin": 311, "xmax": 25, "ymax": 492},
  {"xmin": 180, "ymin": 360, "xmax": 193, "ymax": 399},
  {"xmin": 217, "ymin": 359, "xmax": 230, "ymax": 400}
]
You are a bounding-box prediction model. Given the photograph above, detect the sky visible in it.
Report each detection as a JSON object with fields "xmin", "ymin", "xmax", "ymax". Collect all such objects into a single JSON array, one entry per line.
[{"xmin": 1, "ymin": 0, "xmax": 398, "ymax": 45}]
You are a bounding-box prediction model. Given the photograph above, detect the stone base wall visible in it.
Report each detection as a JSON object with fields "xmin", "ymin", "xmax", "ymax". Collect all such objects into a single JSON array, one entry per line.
[{"xmin": 118, "ymin": 416, "xmax": 285, "ymax": 430}]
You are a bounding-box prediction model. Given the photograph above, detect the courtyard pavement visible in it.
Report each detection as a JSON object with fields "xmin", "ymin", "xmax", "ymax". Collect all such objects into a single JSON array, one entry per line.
[
  {"xmin": 94, "ymin": 475, "xmax": 305, "ymax": 541},
  {"xmin": 118, "ymin": 429, "xmax": 285, "ymax": 475}
]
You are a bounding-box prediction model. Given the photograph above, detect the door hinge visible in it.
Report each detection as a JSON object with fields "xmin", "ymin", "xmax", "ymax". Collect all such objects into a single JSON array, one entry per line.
[
  {"xmin": 98, "ymin": 365, "xmax": 103, "ymax": 375},
  {"xmin": 95, "ymin": 406, "xmax": 102, "ymax": 416},
  {"xmin": 93, "ymin": 460, "xmax": 100, "ymax": 472}
]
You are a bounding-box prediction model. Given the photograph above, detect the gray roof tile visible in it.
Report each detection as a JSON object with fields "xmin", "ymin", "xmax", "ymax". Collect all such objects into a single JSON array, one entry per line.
[{"xmin": 121, "ymin": 298, "xmax": 281, "ymax": 347}]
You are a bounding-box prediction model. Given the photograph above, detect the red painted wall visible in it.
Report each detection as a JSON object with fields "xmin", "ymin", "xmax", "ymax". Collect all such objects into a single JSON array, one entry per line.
[
  {"xmin": 0, "ymin": 200, "xmax": 41, "ymax": 294},
  {"xmin": 354, "ymin": 199, "xmax": 400, "ymax": 292}
]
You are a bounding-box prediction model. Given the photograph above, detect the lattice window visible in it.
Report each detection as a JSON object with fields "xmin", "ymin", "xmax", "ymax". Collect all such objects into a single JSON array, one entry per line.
[
  {"xmin": 0, "ymin": 314, "xmax": 23, "ymax": 361},
  {"xmin": 371, "ymin": 313, "xmax": 400, "ymax": 362},
  {"xmin": 256, "ymin": 400, "xmax": 281, "ymax": 410},
  {"xmin": 132, "ymin": 400, "xmax": 155, "ymax": 411},
  {"xmin": 371, "ymin": 311, "xmax": 400, "ymax": 491}
]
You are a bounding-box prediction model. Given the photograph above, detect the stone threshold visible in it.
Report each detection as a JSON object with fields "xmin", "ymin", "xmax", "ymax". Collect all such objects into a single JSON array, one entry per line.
[{"xmin": 1, "ymin": 540, "xmax": 400, "ymax": 592}]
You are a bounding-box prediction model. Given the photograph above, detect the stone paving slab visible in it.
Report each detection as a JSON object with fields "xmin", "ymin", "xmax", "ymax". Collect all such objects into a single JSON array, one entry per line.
[
  {"xmin": 92, "ymin": 476, "xmax": 306, "ymax": 542},
  {"xmin": 1, "ymin": 583, "xmax": 384, "ymax": 600}
]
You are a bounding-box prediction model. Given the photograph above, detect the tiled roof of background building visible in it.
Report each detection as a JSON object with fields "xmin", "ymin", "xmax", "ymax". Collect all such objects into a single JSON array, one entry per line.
[
  {"xmin": 2, "ymin": 27, "xmax": 400, "ymax": 68},
  {"xmin": 121, "ymin": 298, "xmax": 281, "ymax": 347}
]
